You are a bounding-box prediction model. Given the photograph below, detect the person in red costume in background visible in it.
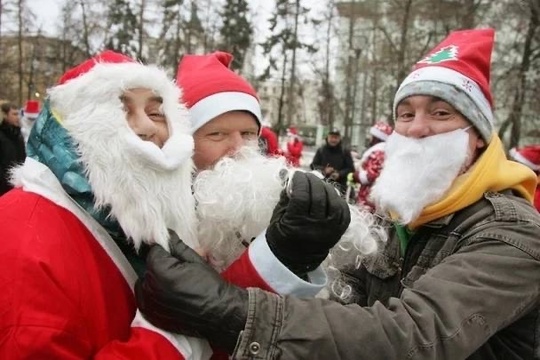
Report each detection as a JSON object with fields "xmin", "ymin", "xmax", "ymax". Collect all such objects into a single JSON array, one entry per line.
[
  {"xmin": 352, "ymin": 121, "xmax": 393, "ymax": 211},
  {"xmin": 285, "ymin": 126, "xmax": 303, "ymax": 167},
  {"xmin": 258, "ymin": 119, "xmax": 282, "ymax": 156},
  {"xmin": 509, "ymin": 145, "xmax": 540, "ymax": 212}
]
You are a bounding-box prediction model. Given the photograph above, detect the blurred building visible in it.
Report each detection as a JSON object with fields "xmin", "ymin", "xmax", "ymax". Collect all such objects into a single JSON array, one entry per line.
[
  {"xmin": 256, "ymin": 78, "xmax": 320, "ymax": 145},
  {"xmin": 0, "ymin": 33, "xmax": 86, "ymax": 105}
]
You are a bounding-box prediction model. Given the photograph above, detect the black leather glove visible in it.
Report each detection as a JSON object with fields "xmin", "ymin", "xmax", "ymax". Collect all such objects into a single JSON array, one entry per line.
[
  {"xmin": 266, "ymin": 171, "xmax": 351, "ymax": 276},
  {"xmin": 135, "ymin": 231, "xmax": 248, "ymax": 354}
]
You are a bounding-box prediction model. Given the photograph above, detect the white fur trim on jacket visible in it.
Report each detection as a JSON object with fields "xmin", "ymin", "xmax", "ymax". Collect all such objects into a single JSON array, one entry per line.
[
  {"xmin": 132, "ymin": 310, "xmax": 212, "ymax": 359},
  {"xmin": 248, "ymin": 233, "xmax": 327, "ymax": 297}
]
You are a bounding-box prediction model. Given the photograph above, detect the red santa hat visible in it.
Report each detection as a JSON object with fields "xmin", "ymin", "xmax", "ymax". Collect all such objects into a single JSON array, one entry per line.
[
  {"xmin": 287, "ymin": 126, "xmax": 298, "ymax": 136},
  {"xmin": 394, "ymin": 28, "xmax": 495, "ymax": 143},
  {"xmin": 23, "ymin": 99, "xmax": 41, "ymax": 119},
  {"xmin": 370, "ymin": 121, "xmax": 393, "ymax": 141},
  {"xmin": 509, "ymin": 145, "xmax": 540, "ymax": 172},
  {"xmin": 57, "ymin": 50, "xmax": 134, "ymax": 85},
  {"xmin": 48, "ymin": 49, "xmax": 193, "ymax": 170},
  {"xmin": 49, "ymin": 50, "xmax": 190, "ymax": 138},
  {"xmin": 177, "ymin": 51, "xmax": 262, "ymax": 133}
]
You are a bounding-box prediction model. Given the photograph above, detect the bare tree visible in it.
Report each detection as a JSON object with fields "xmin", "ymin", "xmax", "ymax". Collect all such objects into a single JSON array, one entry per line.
[{"xmin": 498, "ymin": 0, "xmax": 540, "ymax": 147}]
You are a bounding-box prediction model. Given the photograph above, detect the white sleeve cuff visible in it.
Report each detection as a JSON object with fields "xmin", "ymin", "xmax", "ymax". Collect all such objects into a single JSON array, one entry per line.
[
  {"xmin": 248, "ymin": 232, "xmax": 327, "ymax": 298},
  {"xmin": 132, "ymin": 309, "xmax": 213, "ymax": 359},
  {"xmin": 359, "ymin": 170, "xmax": 370, "ymax": 185}
]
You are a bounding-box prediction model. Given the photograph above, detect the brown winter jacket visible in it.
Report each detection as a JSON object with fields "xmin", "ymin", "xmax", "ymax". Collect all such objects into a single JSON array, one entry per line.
[{"xmin": 232, "ymin": 191, "xmax": 540, "ymax": 359}]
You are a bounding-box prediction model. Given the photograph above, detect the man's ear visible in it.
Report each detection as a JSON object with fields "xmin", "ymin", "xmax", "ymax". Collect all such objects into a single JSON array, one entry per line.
[{"xmin": 475, "ymin": 137, "xmax": 486, "ymax": 150}]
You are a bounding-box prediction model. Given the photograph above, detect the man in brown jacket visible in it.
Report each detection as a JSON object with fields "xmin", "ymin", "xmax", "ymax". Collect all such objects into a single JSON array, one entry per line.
[{"xmin": 136, "ymin": 28, "xmax": 540, "ymax": 359}]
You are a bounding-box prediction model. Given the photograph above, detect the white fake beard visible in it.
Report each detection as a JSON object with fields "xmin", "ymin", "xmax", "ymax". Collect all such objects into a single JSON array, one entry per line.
[
  {"xmin": 68, "ymin": 117, "xmax": 198, "ymax": 252},
  {"xmin": 370, "ymin": 129, "xmax": 469, "ymax": 224},
  {"xmin": 193, "ymin": 145, "xmax": 289, "ymax": 270}
]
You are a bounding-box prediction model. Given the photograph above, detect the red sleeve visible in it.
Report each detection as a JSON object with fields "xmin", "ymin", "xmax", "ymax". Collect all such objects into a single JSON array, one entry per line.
[
  {"xmin": 211, "ymin": 249, "xmax": 276, "ymax": 359},
  {"xmin": 220, "ymin": 249, "xmax": 274, "ymax": 292}
]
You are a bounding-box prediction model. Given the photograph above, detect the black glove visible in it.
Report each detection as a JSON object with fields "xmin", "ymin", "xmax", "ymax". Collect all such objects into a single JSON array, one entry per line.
[
  {"xmin": 266, "ymin": 171, "xmax": 351, "ymax": 276},
  {"xmin": 135, "ymin": 230, "xmax": 248, "ymax": 354}
]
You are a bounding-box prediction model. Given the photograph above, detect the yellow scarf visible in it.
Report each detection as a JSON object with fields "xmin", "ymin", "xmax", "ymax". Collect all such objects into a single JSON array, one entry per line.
[{"xmin": 409, "ymin": 134, "xmax": 537, "ymax": 229}]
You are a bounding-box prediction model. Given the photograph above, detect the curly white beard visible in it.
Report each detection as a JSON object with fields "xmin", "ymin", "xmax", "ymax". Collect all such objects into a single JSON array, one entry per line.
[
  {"xmin": 194, "ymin": 144, "xmax": 388, "ymax": 277},
  {"xmin": 193, "ymin": 145, "xmax": 289, "ymax": 270}
]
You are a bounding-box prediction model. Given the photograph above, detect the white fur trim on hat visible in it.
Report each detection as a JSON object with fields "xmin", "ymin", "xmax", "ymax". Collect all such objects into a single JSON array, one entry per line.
[
  {"xmin": 50, "ymin": 61, "xmax": 191, "ymax": 136},
  {"xmin": 24, "ymin": 112, "xmax": 40, "ymax": 119},
  {"xmin": 509, "ymin": 148, "xmax": 540, "ymax": 171},
  {"xmin": 189, "ymin": 91, "xmax": 262, "ymax": 133},
  {"xmin": 370, "ymin": 127, "xmax": 389, "ymax": 141},
  {"xmin": 48, "ymin": 61, "xmax": 193, "ymax": 161},
  {"xmin": 395, "ymin": 66, "xmax": 493, "ymax": 124}
]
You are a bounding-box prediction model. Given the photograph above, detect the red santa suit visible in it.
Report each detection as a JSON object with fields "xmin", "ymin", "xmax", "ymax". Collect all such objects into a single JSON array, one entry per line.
[
  {"xmin": 259, "ymin": 126, "xmax": 281, "ymax": 156},
  {"xmin": 285, "ymin": 127, "xmax": 303, "ymax": 167},
  {"xmin": 354, "ymin": 122, "xmax": 393, "ymax": 211},
  {"xmin": 354, "ymin": 142, "xmax": 386, "ymax": 211},
  {"xmin": 0, "ymin": 159, "xmax": 326, "ymax": 359}
]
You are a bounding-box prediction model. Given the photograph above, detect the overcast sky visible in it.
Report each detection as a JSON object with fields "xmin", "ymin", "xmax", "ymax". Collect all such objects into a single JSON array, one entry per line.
[{"xmin": 27, "ymin": 0, "xmax": 285, "ymax": 37}]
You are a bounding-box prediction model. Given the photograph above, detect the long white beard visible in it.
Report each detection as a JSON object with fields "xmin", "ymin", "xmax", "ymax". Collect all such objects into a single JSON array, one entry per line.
[
  {"xmin": 193, "ymin": 145, "xmax": 289, "ymax": 270},
  {"xmin": 68, "ymin": 119, "xmax": 198, "ymax": 252},
  {"xmin": 370, "ymin": 129, "xmax": 469, "ymax": 224}
]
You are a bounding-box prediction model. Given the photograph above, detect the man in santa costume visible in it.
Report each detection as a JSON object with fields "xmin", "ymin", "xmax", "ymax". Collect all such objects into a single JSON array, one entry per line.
[
  {"xmin": 137, "ymin": 29, "xmax": 540, "ymax": 359},
  {"xmin": 20, "ymin": 99, "xmax": 41, "ymax": 142},
  {"xmin": 147, "ymin": 51, "xmax": 378, "ymax": 357},
  {"xmin": 0, "ymin": 50, "xmax": 351, "ymax": 359},
  {"xmin": 351, "ymin": 121, "xmax": 393, "ymax": 211},
  {"xmin": 284, "ymin": 126, "xmax": 303, "ymax": 167},
  {"xmin": 509, "ymin": 145, "xmax": 540, "ymax": 212},
  {"xmin": 174, "ymin": 51, "xmax": 381, "ymax": 277},
  {"xmin": 258, "ymin": 119, "xmax": 282, "ymax": 156}
]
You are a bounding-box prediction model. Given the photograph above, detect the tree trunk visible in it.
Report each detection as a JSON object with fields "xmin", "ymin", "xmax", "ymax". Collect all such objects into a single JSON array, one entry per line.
[
  {"xmin": 286, "ymin": 0, "xmax": 300, "ymax": 128},
  {"xmin": 343, "ymin": 0, "xmax": 357, "ymax": 141},
  {"xmin": 17, "ymin": 0, "xmax": 23, "ymax": 105},
  {"xmin": 499, "ymin": 1, "xmax": 538, "ymax": 148},
  {"xmin": 79, "ymin": 0, "xmax": 91, "ymax": 57},
  {"xmin": 277, "ymin": 50, "xmax": 289, "ymax": 134},
  {"xmin": 390, "ymin": 0, "xmax": 413, "ymax": 115},
  {"xmin": 137, "ymin": 0, "xmax": 145, "ymax": 61}
]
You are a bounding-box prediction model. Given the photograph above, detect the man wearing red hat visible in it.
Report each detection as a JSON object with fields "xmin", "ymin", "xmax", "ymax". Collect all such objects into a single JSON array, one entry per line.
[
  {"xmin": 171, "ymin": 51, "xmax": 354, "ymax": 277},
  {"xmin": 258, "ymin": 119, "xmax": 281, "ymax": 156},
  {"xmin": 136, "ymin": 29, "xmax": 540, "ymax": 359},
  {"xmin": 351, "ymin": 121, "xmax": 393, "ymax": 211},
  {"xmin": 20, "ymin": 99, "xmax": 41, "ymax": 142},
  {"xmin": 0, "ymin": 50, "xmax": 216, "ymax": 358},
  {"xmin": 510, "ymin": 145, "xmax": 540, "ymax": 212}
]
